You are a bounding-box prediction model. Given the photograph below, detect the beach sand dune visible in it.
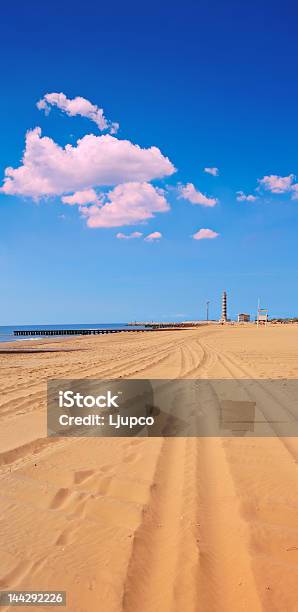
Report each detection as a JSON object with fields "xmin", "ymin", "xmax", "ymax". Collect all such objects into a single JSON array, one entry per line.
[{"xmin": 1, "ymin": 325, "xmax": 298, "ymax": 611}]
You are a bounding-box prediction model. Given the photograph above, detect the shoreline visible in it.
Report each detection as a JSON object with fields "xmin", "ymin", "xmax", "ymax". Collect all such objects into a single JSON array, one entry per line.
[{"xmin": 0, "ymin": 320, "xmax": 296, "ymax": 348}]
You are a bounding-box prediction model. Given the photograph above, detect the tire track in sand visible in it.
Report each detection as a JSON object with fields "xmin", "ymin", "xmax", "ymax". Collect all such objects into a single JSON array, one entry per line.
[
  {"xmin": 195, "ymin": 337, "xmax": 298, "ymax": 611},
  {"xmin": 122, "ymin": 336, "xmax": 262, "ymax": 612},
  {"xmin": 122, "ymin": 437, "xmax": 197, "ymax": 612},
  {"xmin": 121, "ymin": 435, "xmax": 262, "ymax": 612}
]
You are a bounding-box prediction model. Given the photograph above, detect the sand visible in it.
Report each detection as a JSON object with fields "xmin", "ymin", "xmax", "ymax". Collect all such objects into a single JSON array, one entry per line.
[{"xmin": 1, "ymin": 324, "xmax": 298, "ymax": 611}]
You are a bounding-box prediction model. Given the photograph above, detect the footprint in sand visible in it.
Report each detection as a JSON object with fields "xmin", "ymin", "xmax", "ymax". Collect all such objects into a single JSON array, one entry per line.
[
  {"xmin": 73, "ymin": 469, "xmax": 95, "ymax": 485},
  {"xmin": 66, "ymin": 492, "xmax": 90, "ymax": 519},
  {"xmin": 49, "ymin": 487, "xmax": 76, "ymax": 510}
]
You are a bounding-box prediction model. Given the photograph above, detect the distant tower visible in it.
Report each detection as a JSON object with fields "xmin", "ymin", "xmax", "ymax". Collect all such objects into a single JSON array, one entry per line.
[{"xmin": 221, "ymin": 290, "xmax": 227, "ymax": 322}]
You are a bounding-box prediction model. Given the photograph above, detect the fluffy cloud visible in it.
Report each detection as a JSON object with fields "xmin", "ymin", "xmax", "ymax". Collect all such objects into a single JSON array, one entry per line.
[
  {"xmin": 80, "ymin": 182, "xmax": 169, "ymax": 228},
  {"xmin": 236, "ymin": 191, "xmax": 257, "ymax": 202},
  {"xmin": 37, "ymin": 92, "xmax": 119, "ymax": 134},
  {"xmin": 204, "ymin": 167, "xmax": 219, "ymax": 176},
  {"xmin": 1, "ymin": 128, "xmax": 175, "ymax": 199},
  {"xmin": 116, "ymin": 231, "xmax": 143, "ymax": 239},
  {"xmin": 178, "ymin": 182, "xmax": 218, "ymax": 207},
  {"xmin": 144, "ymin": 231, "xmax": 162, "ymax": 242},
  {"xmin": 258, "ymin": 174, "xmax": 295, "ymax": 193},
  {"xmin": 62, "ymin": 189, "xmax": 98, "ymax": 205},
  {"xmin": 192, "ymin": 228, "xmax": 219, "ymax": 240}
]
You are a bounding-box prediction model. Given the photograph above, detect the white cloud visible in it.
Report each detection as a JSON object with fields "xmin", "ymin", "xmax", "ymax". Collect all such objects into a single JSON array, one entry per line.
[
  {"xmin": 258, "ymin": 174, "xmax": 295, "ymax": 193},
  {"xmin": 62, "ymin": 189, "xmax": 99, "ymax": 205},
  {"xmin": 144, "ymin": 231, "xmax": 162, "ymax": 242},
  {"xmin": 80, "ymin": 182, "xmax": 169, "ymax": 228},
  {"xmin": 116, "ymin": 231, "xmax": 143, "ymax": 239},
  {"xmin": 1, "ymin": 128, "xmax": 175, "ymax": 199},
  {"xmin": 178, "ymin": 182, "xmax": 218, "ymax": 207},
  {"xmin": 37, "ymin": 92, "xmax": 119, "ymax": 134},
  {"xmin": 204, "ymin": 167, "xmax": 219, "ymax": 176},
  {"xmin": 236, "ymin": 190, "xmax": 257, "ymax": 202},
  {"xmin": 192, "ymin": 228, "xmax": 219, "ymax": 240}
]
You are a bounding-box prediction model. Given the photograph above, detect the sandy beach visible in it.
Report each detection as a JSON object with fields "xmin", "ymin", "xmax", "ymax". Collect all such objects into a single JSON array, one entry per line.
[{"xmin": 1, "ymin": 324, "xmax": 298, "ymax": 611}]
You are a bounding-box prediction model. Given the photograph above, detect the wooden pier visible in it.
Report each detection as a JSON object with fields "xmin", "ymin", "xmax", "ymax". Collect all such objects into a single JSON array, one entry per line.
[{"xmin": 13, "ymin": 328, "xmax": 149, "ymax": 337}]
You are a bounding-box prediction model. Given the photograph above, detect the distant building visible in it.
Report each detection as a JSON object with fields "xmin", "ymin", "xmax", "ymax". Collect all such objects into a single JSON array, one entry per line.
[{"xmin": 238, "ymin": 313, "xmax": 250, "ymax": 323}]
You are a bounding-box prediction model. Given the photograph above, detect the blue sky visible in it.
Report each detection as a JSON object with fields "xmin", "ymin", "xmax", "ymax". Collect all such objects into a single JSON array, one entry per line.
[{"xmin": 0, "ymin": 0, "xmax": 298, "ymax": 324}]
